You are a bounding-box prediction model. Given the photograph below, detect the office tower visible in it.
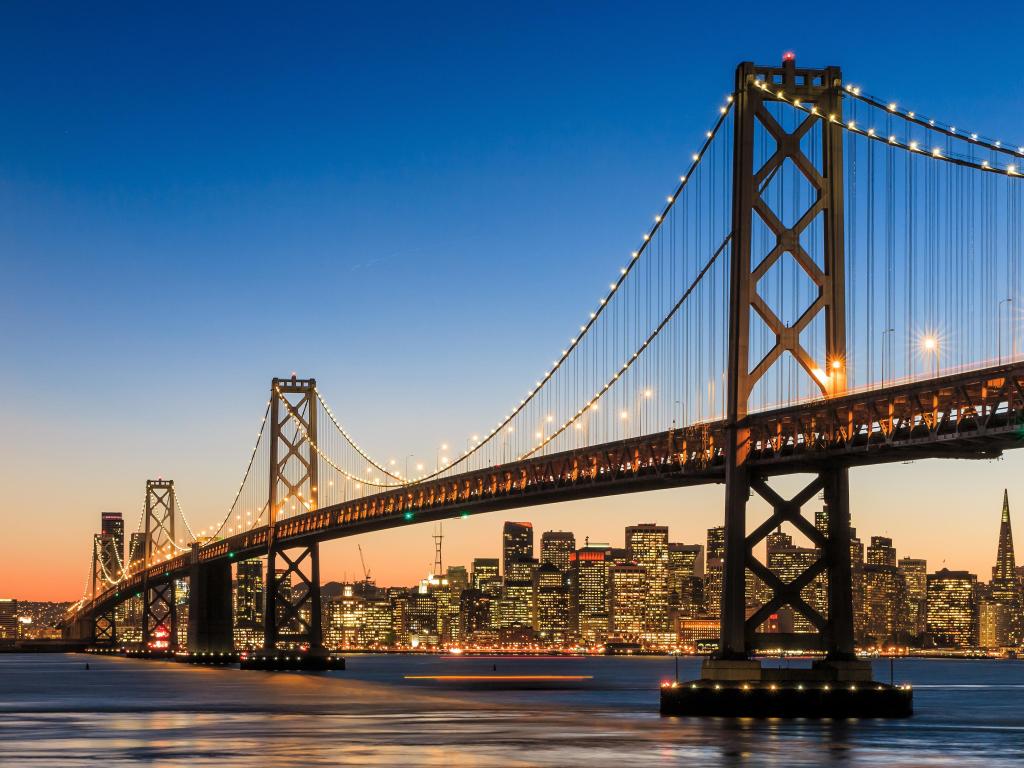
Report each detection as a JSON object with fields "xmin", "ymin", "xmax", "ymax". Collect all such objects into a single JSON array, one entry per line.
[
  {"xmin": 867, "ymin": 536, "xmax": 897, "ymax": 568},
  {"xmin": 898, "ymin": 557, "xmax": 928, "ymax": 636},
  {"xmin": 978, "ymin": 598, "xmax": 1012, "ymax": 649},
  {"xmin": 446, "ymin": 565, "xmax": 470, "ymax": 594},
  {"xmin": 388, "ymin": 587, "xmax": 409, "ymax": 645},
  {"xmin": 0, "ymin": 599, "xmax": 17, "ymax": 641},
  {"xmin": 407, "ymin": 589, "xmax": 438, "ymax": 646},
  {"xmin": 990, "ymin": 491, "xmax": 1020, "ymax": 645},
  {"xmin": 362, "ymin": 595, "xmax": 393, "ymax": 647},
  {"xmin": 626, "ymin": 524, "xmax": 671, "ymax": 637},
  {"xmin": 609, "ymin": 563, "xmax": 646, "ymax": 641},
  {"xmin": 668, "ymin": 543, "xmax": 704, "ymax": 617},
  {"xmin": 501, "ymin": 557, "xmax": 538, "ymax": 633},
  {"xmin": 502, "ymin": 521, "xmax": 533, "ymax": 577},
  {"xmin": 234, "ymin": 558, "xmax": 264, "ymax": 648},
  {"xmin": 862, "ymin": 564, "xmax": 908, "ymax": 644},
  {"xmin": 459, "ymin": 589, "xmax": 493, "ymax": 643},
  {"xmin": 927, "ymin": 569, "xmax": 978, "ymax": 648},
  {"xmin": 101, "ymin": 512, "xmax": 125, "ymax": 573},
  {"xmin": 471, "ymin": 558, "xmax": 502, "ymax": 601},
  {"xmin": 704, "ymin": 526, "xmax": 725, "ymax": 618},
  {"xmin": 533, "ymin": 563, "xmax": 570, "ymax": 645},
  {"xmin": 540, "ymin": 531, "xmax": 576, "ymax": 573},
  {"xmin": 128, "ymin": 532, "xmax": 146, "ymax": 569},
  {"xmin": 766, "ymin": 528, "xmax": 825, "ymax": 633},
  {"xmin": 571, "ymin": 543, "xmax": 611, "ymax": 644},
  {"xmin": 850, "ymin": 529, "xmax": 866, "ymax": 642},
  {"xmin": 324, "ymin": 584, "xmax": 363, "ymax": 648}
]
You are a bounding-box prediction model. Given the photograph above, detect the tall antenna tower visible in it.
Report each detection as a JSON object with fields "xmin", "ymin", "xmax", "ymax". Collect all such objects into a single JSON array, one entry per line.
[{"xmin": 433, "ymin": 523, "xmax": 443, "ymax": 576}]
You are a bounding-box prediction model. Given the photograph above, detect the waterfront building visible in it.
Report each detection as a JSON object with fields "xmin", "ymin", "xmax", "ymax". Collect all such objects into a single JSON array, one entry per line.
[
  {"xmin": 609, "ymin": 563, "xmax": 646, "ymax": 641},
  {"xmin": 927, "ymin": 568, "xmax": 978, "ymax": 648},
  {"xmin": 0, "ymin": 599, "xmax": 18, "ymax": 641},
  {"xmin": 626, "ymin": 524, "xmax": 671, "ymax": 637},
  {"xmin": 540, "ymin": 531, "xmax": 575, "ymax": 573},
  {"xmin": 978, "ymin": 598, "xmax": 1012, "ymax": 649}
]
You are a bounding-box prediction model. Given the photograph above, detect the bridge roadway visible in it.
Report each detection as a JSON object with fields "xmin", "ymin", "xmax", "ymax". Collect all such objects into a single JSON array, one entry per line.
[{"xmin": 78, "ymin": 361, "xmax": 1024, "ymax": 620}]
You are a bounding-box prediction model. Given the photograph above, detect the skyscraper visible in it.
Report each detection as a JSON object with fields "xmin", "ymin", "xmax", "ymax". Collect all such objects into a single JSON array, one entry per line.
[
  {"xmin": 533, "ymin": 563, "xmax": 570, "ymax": 645},
  {"xmin": 502, "ymin": 522, "xmax": 533, "ymax": 577},
  {"xmin": 101, "ymin": 512, "xmax": 124, "ymax": 573},
  {"xmin": 128, "ymin": 532, "xmax": 146, "ymax": 569},
  {"xmin": 625, "ymin": 524, "xmax": 670, "ymax": 636},
  {"xmin": 991, "ymin": 490, "xmax": 1019, "ymax": 604},
  {"xmin": 609, "ymin": 564, "xmax": 646, "ymax": 641},
  {"xmin": 898, "ymin": 557, "xmax": 928, "ymax": 637},
  {"xmin": 235, "ymin": 558, "xmax": 264, "ymax": 648},
  {"xmin": 668, "ymin": 543, "xmax": 703, "ymax": 617},
  {"xmin": 766, "ymin": 529, "xmax": 825, "ymax": 634},
  {"xmin": 927, "ymin": 568, "xmax": 977, "ymax": 648},
  {"xmin": 571, "ymin": 543, "xmax": 611, "ymax": 644},
  {"xmin": 850, "ymin": 528, "xmax": 866, "ymax": 642},
  {"xmin": 863, "ymin": 564, "xmax": 908, "ymax": 644},
  {"xmin": 471, "ymin": 558, "xmax": 501, "ymax": 597},
  {"xmin": 867, "ymin": 536, "xmax": 897, "ymax": 567},
  {"xmin": 540, "ymin": 531, "xmax": 575, "ymax": 573},
  {"xmin": 704, "ymin": 526, "xmax": 725, "ymax": 618}
]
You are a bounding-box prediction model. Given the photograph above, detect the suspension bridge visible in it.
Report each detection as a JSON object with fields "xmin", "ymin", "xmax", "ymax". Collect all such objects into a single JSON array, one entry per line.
[{"xmin": 66, "ymin": 57, "xmax": 1022, "ymax": 712}]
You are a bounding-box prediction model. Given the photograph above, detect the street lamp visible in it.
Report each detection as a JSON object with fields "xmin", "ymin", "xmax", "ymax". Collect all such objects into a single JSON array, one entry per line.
[{"xmin": 921, "ymin": 335, "xmax": 939, "ymax": 379}]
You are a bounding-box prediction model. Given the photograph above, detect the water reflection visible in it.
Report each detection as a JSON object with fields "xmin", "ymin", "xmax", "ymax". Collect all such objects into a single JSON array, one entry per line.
[{"xmin": 1, "ymin": 654, "xmax": 1022, "ymax": 766}]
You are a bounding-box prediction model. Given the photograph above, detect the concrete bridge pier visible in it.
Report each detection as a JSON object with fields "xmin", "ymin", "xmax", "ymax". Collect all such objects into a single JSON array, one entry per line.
[{"xmin": 187, "ymin": 555, "xmax": 235, "ymax": 658}]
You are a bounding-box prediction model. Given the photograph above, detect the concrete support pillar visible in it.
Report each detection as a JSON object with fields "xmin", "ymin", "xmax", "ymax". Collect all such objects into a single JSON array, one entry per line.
[{"xmin": 188, "ymin": 560, "xmax": 234, "ymax": 653}]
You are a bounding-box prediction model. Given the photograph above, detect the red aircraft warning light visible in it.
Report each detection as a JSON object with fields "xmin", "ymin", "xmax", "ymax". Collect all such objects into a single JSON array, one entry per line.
[{"xmin": 782, "ymin": 51, "xmax": 796, "ymax": 63}]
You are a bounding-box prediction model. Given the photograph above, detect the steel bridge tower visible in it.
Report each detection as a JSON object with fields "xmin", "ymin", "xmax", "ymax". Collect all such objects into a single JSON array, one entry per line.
[
  {"xmin": 142, "ymin": 479, "xmax": 178, "ymax": 650},
  {"xmin": 263, "ymin": 375, "xmax": 324, "ymax": 654},
  {"xmin": 715, "ymin": 57, "xmax": 856, "ymax": 672}
]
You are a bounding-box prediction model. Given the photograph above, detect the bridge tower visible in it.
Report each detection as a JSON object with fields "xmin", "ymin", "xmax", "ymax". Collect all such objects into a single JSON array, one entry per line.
[
  {"xmin": 716, "ymin": 57, "xmax": 857, "ymax": 672},
  {"xmin": 262, "ymin": 375, "xmax": 324, "ymax": 657},
  {"xmin": 141, "ymin": 479, "xmax": 178, "ymax": 651}
]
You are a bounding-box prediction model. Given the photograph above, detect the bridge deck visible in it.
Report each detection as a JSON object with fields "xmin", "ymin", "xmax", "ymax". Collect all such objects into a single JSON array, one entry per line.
[{"xmin": 74, "ymin": 362, "xmax": 1024, "ymax": 620}]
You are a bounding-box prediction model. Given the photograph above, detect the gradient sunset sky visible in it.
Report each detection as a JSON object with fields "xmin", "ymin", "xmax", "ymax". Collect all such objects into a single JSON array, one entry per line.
[{"xmin": 2, "ymin": 2, "xmax": 1023, "ymax": 601}]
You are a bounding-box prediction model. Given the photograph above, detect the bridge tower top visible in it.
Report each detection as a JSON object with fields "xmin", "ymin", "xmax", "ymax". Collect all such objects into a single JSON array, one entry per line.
[
  {"xmin": 268, "ymin": 375, "xmax": 318, "ymax": 529},
  {"xmin": 144, "ymin": 478, "xmax": 175, "ymax": 567}
]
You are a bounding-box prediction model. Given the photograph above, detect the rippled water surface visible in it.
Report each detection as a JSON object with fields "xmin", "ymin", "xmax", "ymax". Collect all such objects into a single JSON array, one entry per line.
[{"xmin": 2, "ymin": 653, "xmax": 1023, "ymax": 766}]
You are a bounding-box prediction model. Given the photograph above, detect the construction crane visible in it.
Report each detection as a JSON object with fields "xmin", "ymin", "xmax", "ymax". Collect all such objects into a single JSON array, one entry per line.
[{"xmin": 357, "ymin": 544, "xmax": 372, "ymax": 583}]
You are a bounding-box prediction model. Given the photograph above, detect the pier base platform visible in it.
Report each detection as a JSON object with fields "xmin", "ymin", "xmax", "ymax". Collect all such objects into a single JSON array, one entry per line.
[
  {"xmin": 239, "ymin": 651, "xmax": 345, "ymax": 671},
  {"xmin": 661, "ymin": 660, "xmax": 912, "ymax": 718}
]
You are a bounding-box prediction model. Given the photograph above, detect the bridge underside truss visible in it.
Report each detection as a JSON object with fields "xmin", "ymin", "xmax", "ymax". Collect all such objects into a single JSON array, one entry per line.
[
  {"xmin": 143, "ymin": 580, "xmax": 177, "ymax": 650},
  {"xmin": 265, "ymin": 543, "xmax": 322, "ymax": 651}
]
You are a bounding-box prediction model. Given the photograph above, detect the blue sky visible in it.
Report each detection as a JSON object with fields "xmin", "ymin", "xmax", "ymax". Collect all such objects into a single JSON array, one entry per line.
[{"xmin": 2, "ymin": 2, "xmax": 1022, "ymax": 598}]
